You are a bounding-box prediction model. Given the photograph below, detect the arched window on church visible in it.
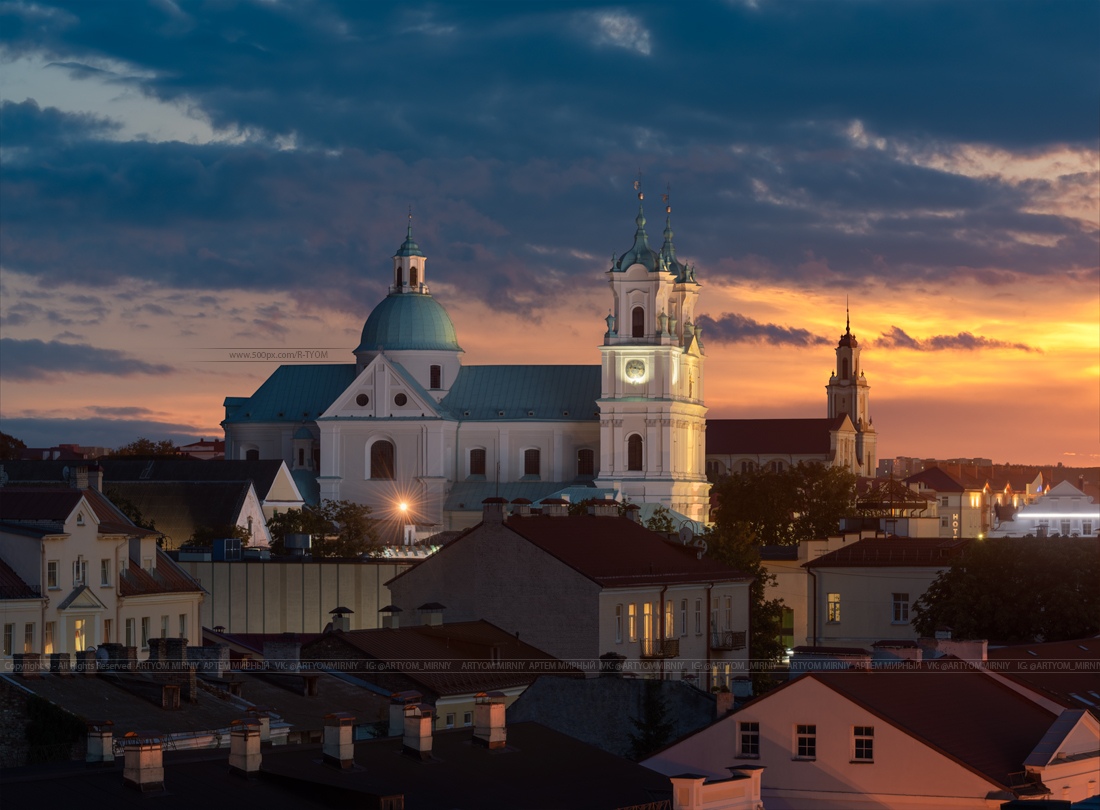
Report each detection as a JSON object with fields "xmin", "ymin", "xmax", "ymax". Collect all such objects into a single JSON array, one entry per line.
[
  {"xmin": 577, "ymin": 448, "xmax": 595, "ymax": 478},
  {"xmin": 245, "ymin": 448, "xmax": 259, "ymax": 461},
  {"xmin": 410, "ymin": 266, "xmax": 419, "ymax": 287},
  {"xmin": 524, "ymin": 448, "xmax": 541, "ymax": 478},
  {"xmin": 395, "ymin": 266, "xmax": 404, "ymax": 287},
  {"xmin": 627, "ymin": 434, "xmax": 644, "ymax": 471},
  {"xmin": 631, "ymin": 307, "xmax": 645, "ymax": 338},
  {"xmin": 841, "ymin": 358, "xmax": 849, "ymax": 380},
  {"xmin": 469, "ymin": 448, "xmax": 486, "ymax": 477},
  {"xmin": 370, "ymin": 440, "xmax": 395, "ymax": 480}
]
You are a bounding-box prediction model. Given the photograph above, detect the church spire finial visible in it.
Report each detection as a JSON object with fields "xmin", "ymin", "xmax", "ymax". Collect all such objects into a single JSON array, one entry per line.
[{"xmin": 846, "ymin": 296, "xmax": 850, "ymax": 334}]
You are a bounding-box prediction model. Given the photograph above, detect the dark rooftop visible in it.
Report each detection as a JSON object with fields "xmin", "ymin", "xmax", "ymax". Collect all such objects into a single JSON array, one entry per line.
[{"xmin": 804, "ymin": 535, "xmax": 972, "ymax": 568}]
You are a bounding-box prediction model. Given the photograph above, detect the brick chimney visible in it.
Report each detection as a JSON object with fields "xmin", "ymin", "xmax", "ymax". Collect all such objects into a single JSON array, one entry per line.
[
  {"xmin": 402, "ymin": 703, "xmax": 434, "ymax": 760},
  {"xmin": 322, "ymin": 712, "xmax": 356, "ymax": 769},
  {"xmin": 73, "ymin": 466, "xmax": 89, "ymax": 489},
  {"xmin": 389, "ymin": 691, "xmax": 423, "ymax": 737},
  {"xmin": 88, "ymin": 463, "xmax": 104, "ymax": 492},
  {"xmin": 473, "ymin": 691, "xmax": 507, "ymax": 750},
  {"xmin": 85, "ymin": 720, "xmax": 114, "ymax": 765},
  {"xmin": 510, "ymin": 498, "xmax": 532, "ymax": 517},
  {"xmin": 589, "ymin": 498, "xmax": 619, "ymax": 517},
  {"xmin": 624, "ymin": 503, "xmax": 641, "ymax": 523},
  {"xmin": 540, "ymin": 498, "xmax": 569, "ymax": 517},
  {"xmin": 246, "ymin": 707, "xmax": 273, "ymax": 742},
  {"xmin": 122, "ymin": 733, "xmax": 164, "ymax": 792},
  {"xmin": 228, "ymin": 719, "xmax": 262, "ymax": 776},
  {"xmin": 481, "ymin": 497, "xmax": 507, "ymax": 524},
  {"xmin": 379, "ymin": 605, "xmax": 403, "ymax": 629}
]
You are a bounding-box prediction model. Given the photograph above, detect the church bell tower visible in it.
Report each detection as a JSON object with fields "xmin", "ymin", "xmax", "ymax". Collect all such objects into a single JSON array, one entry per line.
[{"xmin": 826, "ymin": 305, "xmax": 876, "ymax": 475}]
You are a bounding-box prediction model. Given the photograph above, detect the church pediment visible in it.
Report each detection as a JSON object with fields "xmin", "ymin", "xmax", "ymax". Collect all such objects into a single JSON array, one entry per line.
[{"xmin": 322, "ymin": 356, "xmax": 442, "ymax": 420}]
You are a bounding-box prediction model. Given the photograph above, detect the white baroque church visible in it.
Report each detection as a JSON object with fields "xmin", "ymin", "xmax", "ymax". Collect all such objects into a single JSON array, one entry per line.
[{"xmin": 223, "ymin": 194, "xmax": 713, "ymax": 532}]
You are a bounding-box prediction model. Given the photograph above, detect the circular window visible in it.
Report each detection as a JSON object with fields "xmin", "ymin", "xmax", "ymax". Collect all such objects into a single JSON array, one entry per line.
[
  {"xmin": 394, "ymin": 393, "xmax": 408, "ymax": 407},
  {"xmin": 356, "ymin": 394, "xmax": 369, "ymax": 407}
]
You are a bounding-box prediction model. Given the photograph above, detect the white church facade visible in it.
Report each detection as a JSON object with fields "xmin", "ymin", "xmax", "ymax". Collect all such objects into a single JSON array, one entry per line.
[{"xmin": 223, "ymin": 195, "xmax": 712, "ymax": 533}]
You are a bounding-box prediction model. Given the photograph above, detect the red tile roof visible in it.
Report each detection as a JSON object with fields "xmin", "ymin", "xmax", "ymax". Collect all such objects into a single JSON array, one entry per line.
[
  {"xmin": 904, "ymin": 466, "xmax": 968, "ymax": 493},
  {"xmin": 805, "ymin": 536, "xmax": 971, "ymax": 568},
  {"xmin": 706, "ymin": 417, "xmax": 849, "ymax": 456},
  {"xmin": 986, "ymin": 638, "xmax": 1100, "ymax": 717},
  {"xmin": 0, "ymin": 487, "xmax": 157, "ymax": 537},
  {"xmin": 301, "ymin": 620, "xmax": 572, "ymax": 696},
  {"xmin": 0, "ymin": 558, "xmax": 40, "ymax": 599},
  {"xmin": 504, "ymin": 514, "xmax": 752, "ymax": 587},
  {"xmin": 119, "ymin": 549, "xmax": 204, "ymax": 597},
  {"xmin": 808, "ymin": 666, "xmax": 1058, "ymax": 790}
]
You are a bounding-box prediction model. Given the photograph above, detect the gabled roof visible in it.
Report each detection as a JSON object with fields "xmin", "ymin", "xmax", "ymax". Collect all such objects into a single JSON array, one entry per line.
[
  {"xmin": 119, "ymin": 549, "xmax": 204, "ymax": 597},
  {"xmin": 56, "ymin": 583, "xmax": 109, "ymax": 611},
  {"xmin": 0, "ymin": 487, "xmax": 82, "ymax": 524},
  {"xmin": 903, "ymin": 466, "xmax": 969, "ymax": 493},
  {"xmin": 0, "ymin": 558, "xmax": 40, "ymax": 599},
  {"xmin": 441, "ymin": 365, "xmax": 600, "ymax": 422},
  {"xmin": 987, "ymin": 638, "xmax": 1100, "ymax": 717},
  {"xmin": 805, "ymin": 536, "xmax": 971, "ymax": 568},
  {"xmin": 503, "ymin": 514, "xmax": 751, "ymax": 587},
  {"xmin": 106, "ymin": 481, "xmax": 253, "ymax": 546},
  {"xmin": 223, "ymin": 364, "xmax": 358, "ymax": 423},
  {"xmin": 706, "ymin": 416, "xmax": 850, "ymax": 456},
  {"xmin": 301, "ymin": 620, "xmax": 567, "ymax": 696}
]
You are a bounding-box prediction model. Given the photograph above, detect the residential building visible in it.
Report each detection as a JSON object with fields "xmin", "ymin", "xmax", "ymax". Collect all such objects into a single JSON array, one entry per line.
[
  {"xmin": 644, "ymin": 664, "xmax": 1100, "ymax": 808},
  {"xmin": 386, "ymin": 499, "xmax": 754, "ymax": 692},
  {"xmin": 990, "ymin": 480, "xmax": 1099, "ymax": 537},
  {"xmin": 904, "ymin": 466, "xmax": 992, "ymax": 538},
  {"xmin": 0, "ymin": 486, "xmax": 203, "ymax": 664}
]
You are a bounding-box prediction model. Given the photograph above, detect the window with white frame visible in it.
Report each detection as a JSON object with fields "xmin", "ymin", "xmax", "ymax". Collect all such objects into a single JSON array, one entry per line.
[
  {"xmin": 103, "ymin": 619, "xmax": 112, "ymax": 644},
  {"xmin": 940, "ymin": 496, "xmax": 949, "ymax": 507},
  {"xmin": 100, "ymin": 558, "xmax": 111, "ymax": 587},
  {"xmin": 3, "ymin": 624, "xmax": 13, "ymax": 656},
  {"xmin": 615, "ymin": 604, "xmax": 623, "ymax": 644},
  {"xmin": 523, "ymin": 448, "xmax": 541, "ymax": 478},
  {"xmin": 796, "ymin": 724, "xmax": 816, "ymax": 759},
  {"xmin": 738, "ymin": 721, "xmax": 760, "ymax": 757},
  {"xmin": 664, "ymin": 600, "xmax": 675, "ymax": 638},
  {"xmin": 695, "ymin": 599, "xmax": 702, "ymax": 635},
  {"xmin": 72, "ymin": 557, "xmax": 87, "ymax": 586},
  {"xmin": 469, "ymin": 447, "xmax": 487, "ymax": 477},
  {"xmin": 445, "ymin": 713, "xmax": 455, "ymax": 729},
  {"xmin": 47, "ymin": 560, "xmax": 59, "ymax": 589},
  {"xmin": 1084, "ymin": 520, "xmax": 1094, "ymax": 535},
  {"xmin": 680, "ymin": 599, "xmax": 688, "ymax": 637},
  {"xmin": 45, "ymin": 622, "xmax": 56, "ymax": 654},
  {"xmin": 723, "ymin": 596, "xmax": 732, "ymax": 631},
  {"xmin": 853, "ymin": 726, "xmax": 874, "ymax": 761},
  {"xmin": 892, "ymin": 593, "xmax": 909, "ymax": 623},
  {"xmin": 179, "ymin": 614, "xmax": 187, "ymax": 639},
  {"xmin": 160, "ymin": 615, "xmax": 169, "ymax": 639},
  {"xmin": 23, "ymin": 623, "xmax": 35, "ymax": 653},
  {"xmin": 827, "ymin": 593, "xmax": 841, "ymax": 623},
  {"xmin": 1061, "ymin": 520, "xmax": 1071, "ymax": 536},
  {"xmin": 463, "ymin": 712, "xmax": 472, "ymax": 727},
  {"xmin": 125, "ymin": 618, "xmax": 135, "ymax": 647},
  {"xmin": 628, "ymin": 604, "xmax": 637, "ymax": 642},
  {"xmin": 140, "ymin": 617, "xmax": 150, "ymax": 649}
]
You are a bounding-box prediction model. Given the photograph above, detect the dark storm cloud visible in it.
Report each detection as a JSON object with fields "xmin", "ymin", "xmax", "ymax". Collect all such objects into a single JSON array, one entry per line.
[
  {"xmin": 696, "ymin": 313, "xmax": 830, "ymax": 347},
  {"xmin": 0, "ymin": 338, "xmax": 175, "ymax": 380},
  {"xmin": 0, "ymin": 98, "xmax": 119, "ymax": 145},
  {"xmin": 0, "ymin": 1, "xmax": 1096, "ymax": 312},
  {"xmin": 0, "ymin": 417, "xmax": 207, "ymax": 449},
  {"xmin": 875, "ymin": 326, "xmax": 1039, "ymax": 353}
]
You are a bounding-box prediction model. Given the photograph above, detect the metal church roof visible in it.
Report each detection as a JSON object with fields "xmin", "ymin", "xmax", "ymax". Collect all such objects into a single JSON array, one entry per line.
[
  {"xmin": 356, "ymin": 293, "xmax": 461, "ymax": 353},
  {"xmin": 222, "ymin": 364, "xmax": 358, "ymax": 423},
  {"xmin": 440, "ymin": 365, "xmax": 600, "ymax": 421}
]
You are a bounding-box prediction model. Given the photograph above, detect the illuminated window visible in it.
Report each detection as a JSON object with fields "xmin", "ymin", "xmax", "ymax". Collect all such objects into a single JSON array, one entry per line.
[
  {"xmin": 680, "ymin": 599, "xmax": 688, "ymax": 637},
  {"xmin": 631, "ymin": 306, "xmax": 644, "ymax": 338},
  {"xmin": 854, "ymin": 726, "xmax": 874, "ymax": 761},
  {"xmin": 469, "ymin": 448, "xmax": 486, "ymax": 477},
  {"xmin": 628, "ymin": 604, "xmax": 637, "ymax": 642},
  {"xmin": 739, "ymin": 721, "xmax": 760, "ymax": 757},
  {"xmin": 23, "ymin": 623, "xmax": 34, "ymax": 653},
  {"xmin": 665, "ymin": 600, "xmax": 675, "ymax": 638},
  {"xmin": 827, "ymin": 593, "xmax": 841, "ymax": 623},
  {"xmin": 892, "ymin": 593, "xmax": 909, "ymax": 623},
  {"xmin": 74, "ymin": 619, "xmax": 86, "ymax": 651},
  {"xmin": 627, "ymin": 434, "xmax": 643, "ymax": 471},
  {"xmin": 45, "ymin": 622, "xmax": 56, "ymax": 654},
  {"xmin": 796, "ymin": 724, "xmax": 816, "ymax": 758},
  {"xmin": 643, "ymin": 603, "xmax": 654, "ymax": 642},
  {"xmin": 370, "ymin": 440, "xmax": 395, "ymax": 479}
]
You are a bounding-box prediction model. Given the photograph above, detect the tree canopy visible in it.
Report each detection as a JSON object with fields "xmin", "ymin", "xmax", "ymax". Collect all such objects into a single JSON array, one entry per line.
[
  {"xmin": 267, "ymin": 499, "xmax": 379, "ymax": 558},
  {"xmin": 109, "ymin": 437, "xmax": 180, "ymax": 457},
  {"xmin": 0, "ymin": 431, "xmax": 26, "ymax": 460},
  {"xmin": 711, "ymin": 462, "xmax": 857, "ymax": 546},
  {"xmin": 912, "ymin": 537, "xmax": 1100, "ymax": 643}
]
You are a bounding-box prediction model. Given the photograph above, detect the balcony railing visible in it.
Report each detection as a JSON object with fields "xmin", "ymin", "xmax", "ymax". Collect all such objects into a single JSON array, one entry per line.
[
  {"xmin": 639, "ymin": 638, "xmax": 680, "ymax": 659},
  {"xmin": 710, "ymin": 630, "xmax": 747, "ymax": 651}
]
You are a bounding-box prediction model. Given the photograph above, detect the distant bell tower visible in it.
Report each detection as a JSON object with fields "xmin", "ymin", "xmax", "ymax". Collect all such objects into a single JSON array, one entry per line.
[
  {"xmin": 826, "ymin": 303, "xmax": 876, "ymax": 475},
  {"xmin": 595, "ymin": 182, "xmax": 710, "ymax": 522}
]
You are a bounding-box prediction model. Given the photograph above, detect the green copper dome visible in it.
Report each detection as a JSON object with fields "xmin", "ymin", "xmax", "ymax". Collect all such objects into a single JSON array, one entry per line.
[{"xmin": 356, "ymin": 293, "xmax": 462, "ymax": 353}]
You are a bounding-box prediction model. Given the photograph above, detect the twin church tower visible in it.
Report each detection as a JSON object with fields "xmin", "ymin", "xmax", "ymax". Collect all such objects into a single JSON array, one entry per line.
[{"xmin": 223, "ymin": 190, "xmax": 871, "ymax": 531}]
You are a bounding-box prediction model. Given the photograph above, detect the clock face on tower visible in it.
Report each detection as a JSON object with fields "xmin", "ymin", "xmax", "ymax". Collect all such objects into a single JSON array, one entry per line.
[{"xmin": 625, "ymin": 359, "xmax": 646, "ymax": 382}]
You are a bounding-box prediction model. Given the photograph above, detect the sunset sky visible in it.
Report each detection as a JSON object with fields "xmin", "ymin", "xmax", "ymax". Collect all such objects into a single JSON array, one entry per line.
[{"xmin": 1, "ymin": 1, "xmax": 1097, "ymax": 466}]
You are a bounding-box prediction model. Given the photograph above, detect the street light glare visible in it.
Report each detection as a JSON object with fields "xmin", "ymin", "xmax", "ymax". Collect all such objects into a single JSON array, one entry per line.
[{"xmin": 399, "ymin": 502, "xmax": 408, "ymax": 513}]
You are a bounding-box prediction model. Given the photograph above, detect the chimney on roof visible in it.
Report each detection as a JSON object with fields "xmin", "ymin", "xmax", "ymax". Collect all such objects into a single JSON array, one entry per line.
[
  {"xmin": 85, "ymin": 721, "xmax": 115, "ymax": 765},
  {"xmin": 473, "ymin": 692, "xmax": 507, "ymax": 750},
  {"xmin": 541, "ymin": 498, "xmax": 569, "ymax": 517},
  {"xmin": 73, "ymin": 466, "xmax": 89, "ymax": 489},
  {"xmin": 379, "ymin": 605, "xmax": 403, "ymax": 630},
  {"xmin": 88, "ymin": 463, "xmax": 103, "ymax": 492},
  {"xmin": 389, "ymin": 691, "xmax": 423, "ymax": 737},
  {"xmin": 589, "ymin": 499, "xmax": 619, "ymax": 518},
  {"xmin": 228, "ymin": 719, "xmax": 262, "ymax": 776},
  {"xmin": 402, "ymin": 703, "xmax": 434, "ymax": 760},
  {"xmin": 511, "ymin": 498, "xmax": 532, "ymax": 517},
  {"xmin": 246, "ymin": 708, "xmax": 273, "ymax": 742},
  {"xmin": 481, "ymin": 497, "xmax": 507, "ymax": 523},
  {"xmin": 328, "ymin": 606, "xmax": 353, "ymax": 632},
  {"xmin": 122, "ymin": 733, "xmax": 164, "ymax": 792},
  {"xmin": 322, "ymin": 712, "xmax": 356, "ymax": 769},
  {"xmin": 624, "ymin": 503, "xmax": 641, "ymax": 523},
  {"xmin": 418, "ymin": 603, "xmax": 445, "ymax": 626}
]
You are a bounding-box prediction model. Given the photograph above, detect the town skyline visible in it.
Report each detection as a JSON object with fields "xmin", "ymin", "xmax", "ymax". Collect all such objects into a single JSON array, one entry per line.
[{"xmin": 1, "ymin": 1, "xmax": 1097, "ymax": 465}]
